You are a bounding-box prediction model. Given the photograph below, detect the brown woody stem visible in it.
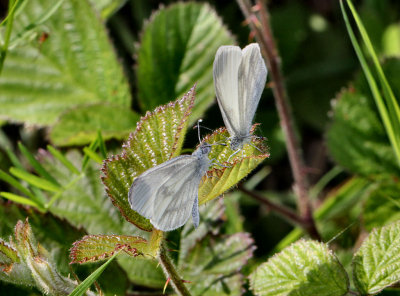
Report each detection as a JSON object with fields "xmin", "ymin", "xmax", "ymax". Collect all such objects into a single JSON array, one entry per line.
[{"xmin": 236, "ymin": 0, "xmax": 320, "ymax": 240}]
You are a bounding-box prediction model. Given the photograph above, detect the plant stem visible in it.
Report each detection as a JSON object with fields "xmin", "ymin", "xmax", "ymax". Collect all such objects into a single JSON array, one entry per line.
[
  {"xmin": 236, "ymin": 0, "xmax": 320, "ymax": 240},
  {"xmin": 238, "ymin": 184, "xmax": 303, "ymax": 224},
  {"xmin": 158, "ymin": 241, "xmax": 191, "ymax": 296}
]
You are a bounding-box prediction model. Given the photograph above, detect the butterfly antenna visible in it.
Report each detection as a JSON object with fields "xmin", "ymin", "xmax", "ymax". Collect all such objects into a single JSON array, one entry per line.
[{"xmin": 197, "ymin": 119, "xmax": 203, "ymax": 143}]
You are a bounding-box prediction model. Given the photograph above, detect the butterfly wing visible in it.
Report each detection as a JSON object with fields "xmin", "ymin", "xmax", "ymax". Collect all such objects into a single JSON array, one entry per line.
[
  {"xmin": 238, "ymin": 43, "xmax": 268, "ymax": 136},
  {"xmin": 128, "ymin": 155, "xmax": 203, "ymax": 231},
  {"xmin": 213, "ymin": 46, "xmax": 243, "ymax": 138}
]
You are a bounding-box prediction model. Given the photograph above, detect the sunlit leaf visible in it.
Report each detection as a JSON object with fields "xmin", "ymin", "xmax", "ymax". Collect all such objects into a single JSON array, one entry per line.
[
  {"xmin": 0, "ymin": 0, "xmax": 131, "ymax": 129},
  {"xmin": 353, "ymin": 220, "xmax": 400, "ymax": 295},
  {"xmin": 50, "ymin": 104, "xmax": 140, "ymax": 147},
  {"xmin": 137, "ymin": 2, "xmax": 234, "ymax": 122},
  {"xmin": 101, "ymin": 86, "xmax": 196, "ymax": 231},
  {"xmin": 199, "ymin": 126, "xmax": 269, "ymax": 204},
  {"xmin": 250, "ymin": 240, "xmax": 349, "ymax": 296}
]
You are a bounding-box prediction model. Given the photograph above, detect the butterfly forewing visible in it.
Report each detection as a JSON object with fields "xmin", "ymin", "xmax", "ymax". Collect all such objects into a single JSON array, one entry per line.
[
  {"xmin": 213, "ymin": 46, "xmax": 242, "ymax": 137},
  {"xmin": 238, "ymin": 44, "xmax": 268, "ymax": 136}
]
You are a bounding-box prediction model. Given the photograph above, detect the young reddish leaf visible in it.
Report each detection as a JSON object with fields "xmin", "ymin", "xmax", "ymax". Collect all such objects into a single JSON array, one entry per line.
[
  {"xmin": 70, "ymin": 235, "xmax": 149, "ymax": 264},
  {"xmin": 101, "ymin": 86, "xmax": 196, "ymax": 231}
]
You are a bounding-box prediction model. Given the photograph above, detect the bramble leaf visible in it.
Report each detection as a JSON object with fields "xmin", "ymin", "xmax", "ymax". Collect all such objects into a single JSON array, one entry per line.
[
  {"xmin": 101, "ymin": 86, "xmax": 196, "ymax": 231},
  {"xmin": 0, "ymin": 219, "xmax": 86, "ymax": 295},
  {"xmin": 363, "ymin": 181, "xmax": 400, "ymax": 231},
  {"xmin": 199, "ymin": 126, "xmax": 269, "ymax": 204},
  {"xmin": 137, "ymin": 2, "xmax": 234, "ymax": 122},
  {"xmin": 353, "ymin": 220, "xmax": 400, "ymax": 295},
  {"xmin": 178, "ymin": 200, "xmax": 255, "ymax": 296},
  {"xmin": 0, "ymin": 0, "xmax": 132, "ymax": 139},
  {"xmin": 327, "ymin": 89, "xmax": 400, "ymax": 178},
  {"xmin": 70, "ymin": 235, "xmax": 149, "ymax": 264},
  {"xmin": 250, "ymin": 240, "xmax": 349, "ymax": 296},
  {"xmin": 50, "ymin": 104, "xmax": 140, "ymax": 146}
]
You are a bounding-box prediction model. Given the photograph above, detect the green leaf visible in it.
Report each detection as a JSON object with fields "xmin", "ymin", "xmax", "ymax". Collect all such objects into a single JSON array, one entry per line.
[
  {"xmin": 199, "ymin": 126, "xmax": 269, "ymax": 204},
  {"xmin": 0, "ymin": 169, "xmax": 36, "ymax": 199},
  {"xmin": 0, "ymin": 192, "xmax": 43, "ymax": 210},
  {"xmin": 363, "ymin": 181, "xmax": 400, "ymax": 231},
  {"xmin": 47, "ymin": 145, "xmax": 80, "ymax": 175},
  {"xmin": 101, "ymin": 86, "xmax": 196, "ymax": 231},
  {"xmin": 50, "ymin": 104, "xmax": 140, "ymax": 147},
  {"xmin": 4, "ymin": 219, "xmax": 80, "ymax": 295},
  {"xmin": 342, "ymin": 0, "xmax": 400, "ymax": 166},
  {"xmin": 9, "ymin": 167, "xmax": 61, "ymax": 192},
  {"xmin": 180, "ymin": 232, "xmax": 255, "ymax": 296},
  {"xmin": 137, "ymin": 2, "xmax": 234, "ymax": 122},
  {"xmin": 353, "ymin": 220, "xmax": 400, "ymax": 295},
  {"xmin": 41, "ymin": 150, "xmax": 141, "ymax": 236},
  {"xmin": 18, "ymin": 142, "xmax": 59, "ymax": 186},
  {"xmin": 70, "ymin": 234, "xmax": 148, "ymax": 264},
  {"xmin": 0, "ymin": 239, "xmax": 19, "ymax": 263},
  {"xmin": 69, "ymin": 250, "xmax": 119, "ymax": 296},
  {"xmin": 250, "ymin": 240, "xmax": 349, "ymax": 296},
  {"xmin": 0, "ymin": 0, "xmax": 131, "ymax": 126},
  {"xmin": 326, "ymin": 89, "xmax": 400, "ymax": 177}
]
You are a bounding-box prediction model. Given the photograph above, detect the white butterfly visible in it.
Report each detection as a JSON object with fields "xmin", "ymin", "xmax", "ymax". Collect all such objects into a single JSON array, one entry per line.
[
  {"xmin": 128, "ymin": 143, "xmax": 212, "ymax": 231},
  {"xmin": 213, "ymin": 43, "xmax": 268, "ymax": 151}
]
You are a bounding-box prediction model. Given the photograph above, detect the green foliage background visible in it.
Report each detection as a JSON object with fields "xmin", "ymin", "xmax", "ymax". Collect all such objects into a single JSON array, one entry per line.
[{"xmin": 1, "ymin": 0, "xmax": 400, "ymax": 295}]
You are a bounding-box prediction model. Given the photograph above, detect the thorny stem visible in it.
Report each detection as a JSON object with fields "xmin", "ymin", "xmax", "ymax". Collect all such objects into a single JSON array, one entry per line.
[
  {"xmin": 158, "ymin": 241, "xmax": 192, "ymax": 296},
  {"xmin": 236, "ymin": 0, "xmax": 320, "ymax": 240}
]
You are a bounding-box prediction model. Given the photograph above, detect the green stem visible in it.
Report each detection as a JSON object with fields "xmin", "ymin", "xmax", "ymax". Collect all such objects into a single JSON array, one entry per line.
[
  {"xmin": 0, "ymin": 0, "xmax": 18, "ymax": 75},
  {"xmin": 158, "ymin": 242, "xmax": 191, "ymax": 296}
]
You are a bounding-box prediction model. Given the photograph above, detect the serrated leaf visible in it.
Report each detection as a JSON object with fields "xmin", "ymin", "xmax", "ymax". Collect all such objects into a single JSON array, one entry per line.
[
  {"xmin": 250, "ymin": 240, "xmax": 349, "ymax": 296},
  {"xmin": 179, "ymin": 232, "xmax": 255, "ymax": 296},
  {"xmin": 199, "ymin": 126, "xmax": 269, "ymax": 204},
  {"xmin": 101, "ymin": 87, "xmax": 196, "ymax": 231},
  {"xmin": 137, "ymin": 2, "xmax": 234, "ymax": 122},
  {"xmin": 50, "ymin": 104, "xmax": 140, "ymax": 147},
  {"xmin": 0, "ymin": 239, "xmax": 19, "ymax": 264},
  {"xmin": 0, "ymin": 0, "xmax": 131, "ymax": 127},
  {"xmin": 70, "ymin": 235, "xmax": 148, "ymax": 264},
  {"xmin": 327, "ymin": 89, "xmax": 400, "ymax": 177},
  {"xmin": 353, "ymin": 220, "xmax": 400, "ymax": 295},
  {"xmin": 6, "ymin": 219, "xmax": 82, "ymax": 295},
  {"xmin": 40, "ymin": 150, "xmax": 142, "ymax": 237},
  {"xmin": 363, "ymin": 181, "xmax": 400, "ymax": 231}
]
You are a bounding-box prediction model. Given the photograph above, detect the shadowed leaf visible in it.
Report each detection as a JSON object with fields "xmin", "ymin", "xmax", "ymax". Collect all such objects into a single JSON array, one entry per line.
[{"xmin": 137, "ymin": 2, "xmax": 234, "ymax": 122}]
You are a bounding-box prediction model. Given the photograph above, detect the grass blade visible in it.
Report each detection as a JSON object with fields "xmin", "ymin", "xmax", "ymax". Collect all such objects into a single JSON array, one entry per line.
[
  {"xmin": 340, "ymin": 0, "xmax": 400, "ymax": 166},
  {"xmin": 0, "ymin": 192, "xmax": 44, "ymax": 211},
  {"xmin": 69, "ymin": 251, "xmax": 120, "ymax": 296},
  {"xmin": 83, "ymin": 147, "xmax": 102, "ymax": 165},
  {"xmin": 47, "ymin": 145, "xmax": 80, "ymax": 175},
  {"xmin": 82, "ymin": 138, "xmax": 99, "ymax": 170},
  {"xmin": 9, "ymin": 167, "xmax": 61, "ymax": 192},
  {"xmin": 97, "ymin": 130, "xmax": 107, "ymax": 159},
  {"xmin": 0, "ymin": 169, "xmax": 35, "ymax": 199},
  {"xmin": 18, "ymin": 142, "xmax": 60, "ymax": 186}
]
